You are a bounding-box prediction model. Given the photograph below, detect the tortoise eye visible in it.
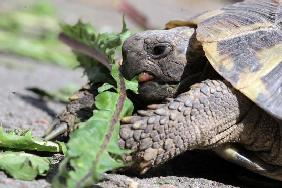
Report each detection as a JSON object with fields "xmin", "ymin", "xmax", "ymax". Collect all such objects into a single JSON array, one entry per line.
[
  {"xmin": 153, "ymin": 45, "xmax": 167, "ymax": 55},
  {"xmin": 151, "ymin": 44, "xmax": 172, "ymax": 58}
]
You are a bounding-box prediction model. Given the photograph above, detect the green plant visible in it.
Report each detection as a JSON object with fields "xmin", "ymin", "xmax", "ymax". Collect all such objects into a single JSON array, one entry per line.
[{"xmin": 52, "ymin": 19, "xmax": 138, "ymax": 187}]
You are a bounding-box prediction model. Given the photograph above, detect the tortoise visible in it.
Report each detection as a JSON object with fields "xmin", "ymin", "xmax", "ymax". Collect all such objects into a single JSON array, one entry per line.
[
  {"xmin": 119, "ymin": 0, "xmax": 282, "ymax": 180},
  {"xmin": 46, "ymin": 0, "xmax": 282, "ymax": 181}
]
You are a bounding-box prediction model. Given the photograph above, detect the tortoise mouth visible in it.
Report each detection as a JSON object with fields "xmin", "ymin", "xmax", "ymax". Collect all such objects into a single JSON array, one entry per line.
[
  {"xmin": 138, "ymin": 72, "xmax": 155, "ymax": 83},
  {"xmin": 134, "ymin": 71, "xmax": 179, "ymax": 102},
  {"xmin": 137, "ymin": 71, "xmax": 179, "ymax": 86}
]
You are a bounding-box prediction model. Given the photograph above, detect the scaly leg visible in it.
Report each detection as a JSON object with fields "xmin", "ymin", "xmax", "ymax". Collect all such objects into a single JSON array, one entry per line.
[{"xmin": 120, "ymin": 79, "xmax": 281, "ymax": 178}]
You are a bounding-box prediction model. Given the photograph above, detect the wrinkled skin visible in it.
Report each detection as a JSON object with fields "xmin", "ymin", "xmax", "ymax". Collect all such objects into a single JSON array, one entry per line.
[
  {"xmin": 45, "ymin": 27, "xmax": 198, "ymax": 139},
  {"xmin": 121, "ymin": 27, "xmax": 207, "ymax": 102},
  {"xmin": 120, "ymin": 27, "xmax": 282, "ymax": 181},
  {"xmin": 46, "ymin": 26, "xmax": 282, "ymax": 181},
  {"xmin": 45, "ymin": 27, "xmax": 216, "ymax": 140}
]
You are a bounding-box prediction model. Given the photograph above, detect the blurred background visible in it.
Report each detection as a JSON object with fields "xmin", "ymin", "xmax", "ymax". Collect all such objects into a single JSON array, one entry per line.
[
  {"xmin": 0, "ymin": 0, "xmax": 237, "ymax": 136},
  {"xmin": 3, "ymin": 1, "xmax": 282, "ymax": 188},
  {"xmin": 0, "ymin": 0, "xmax": 237, "ymax": 68}
]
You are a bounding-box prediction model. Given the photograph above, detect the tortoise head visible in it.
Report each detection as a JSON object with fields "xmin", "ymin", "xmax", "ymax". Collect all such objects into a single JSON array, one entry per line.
[{"xmin": 121, "ymin": 27, "xmax": 196, "ymax": 102}]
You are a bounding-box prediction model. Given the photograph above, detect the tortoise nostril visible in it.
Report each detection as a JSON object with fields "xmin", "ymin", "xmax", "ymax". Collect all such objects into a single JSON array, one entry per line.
[{"xmin": 153, "ymin": 45, "xmax": 167, "ymax": 56}]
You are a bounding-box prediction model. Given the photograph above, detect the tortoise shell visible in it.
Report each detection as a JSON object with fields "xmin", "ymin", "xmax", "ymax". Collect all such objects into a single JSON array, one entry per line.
[{"xmin": 166, "ymin": 0, "xmax": 282, "ymax": 120}]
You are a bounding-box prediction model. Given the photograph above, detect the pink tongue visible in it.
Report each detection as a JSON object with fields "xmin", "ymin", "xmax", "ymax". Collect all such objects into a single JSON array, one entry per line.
[{"xmin": 138, "ymin": 72, "xmax": 154, "ymax": 83}]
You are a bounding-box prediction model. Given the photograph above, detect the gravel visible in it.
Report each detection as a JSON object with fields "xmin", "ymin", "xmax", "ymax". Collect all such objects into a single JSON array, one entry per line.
[
  {"xmin": 0, "ymin": 55, "xmax": 86, "ymax": 137},
  {"xmin": 0, "ymin": 0, "xmax": 282, "ymax": 187}
]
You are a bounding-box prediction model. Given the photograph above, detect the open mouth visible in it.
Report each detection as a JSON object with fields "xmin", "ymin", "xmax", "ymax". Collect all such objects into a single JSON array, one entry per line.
[
  {"xmin": 138, "ymin": 72, "xmax": 155, "ymax": 83},
  {"xmin": 137, "ymin": 72, "xmax": 179, "ymax": 86}
]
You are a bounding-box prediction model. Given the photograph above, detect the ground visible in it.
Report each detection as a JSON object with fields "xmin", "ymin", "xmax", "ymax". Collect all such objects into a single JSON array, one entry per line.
[{"xmin": 1, "ymin": 0, "xmax": 282, "ymax": 187}]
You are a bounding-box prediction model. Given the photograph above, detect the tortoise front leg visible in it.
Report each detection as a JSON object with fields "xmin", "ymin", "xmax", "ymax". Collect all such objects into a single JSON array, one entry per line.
[
  {"xmin": 44, "ymin": 83, "xmax": 96, "ymax": 140},
  {"xmin": 120, "ymin": 79, "xmax": 253, "ymax": 173}
]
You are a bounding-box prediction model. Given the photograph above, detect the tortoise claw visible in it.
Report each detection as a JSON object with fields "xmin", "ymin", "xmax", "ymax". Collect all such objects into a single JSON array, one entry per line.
[
  {"xmin": 147, "ymin": 103, "xmax": 165, "ymax": 110},
  {"xmin": 44, "ymin": 118, "xmax": 60, "ymax": 136},
  {"xmin": 121, "ymin": 116, "xmax": 142, "ymax": 124},
  {"xmin": 121, "ymin": 116, "xmax": 133, "ymax": 124},
  {"xmin": 137, "ymin": 110, "xmax": 154, "ymax": 116},
  {"xmin": 44, "ymin": 122, "xmax": 68, "ymax": 141},
  {"xmin": 164, "ymin": 97, "xmax": 174, "ymax": 102}
]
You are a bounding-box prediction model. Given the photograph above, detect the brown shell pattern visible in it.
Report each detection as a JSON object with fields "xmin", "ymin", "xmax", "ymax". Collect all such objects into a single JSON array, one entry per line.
[{"xmin": 167, "ymin": 0, "xmax": 282, "ymax": 120}]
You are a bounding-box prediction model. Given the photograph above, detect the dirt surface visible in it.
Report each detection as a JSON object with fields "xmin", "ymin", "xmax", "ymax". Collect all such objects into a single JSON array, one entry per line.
[
  {"xmin": 1, "ymin": 0, "xmax": 282, "ymax": 188},
  {"xmin": 0, "ymin": 55, "xmax": 85, "ymax": 136},
  {"xmin": 97, "ymin": 174, "xmax": 236, "ymax": 188}
]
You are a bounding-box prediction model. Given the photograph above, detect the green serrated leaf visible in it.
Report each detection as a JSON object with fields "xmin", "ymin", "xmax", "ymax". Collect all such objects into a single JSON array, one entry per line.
[
  {"xmin": 98, "ymin": 83, "xmax": 115, "ymax": 93},
  {"xmin": 110, "ymin": 64, "xmax": 120, "ymax": 85},
  {"xmin": 0, "ymin": 151, "xmax": 50, "ymax": 180},
  {"xmin": 125, "ymin": 78, "xmax": 139, "ymax": 94},
  {"xmin": 53, "ymin": 91, "xmax": 133, "ymax": 188},
  {"xmin": 53, "ymin": 19, "xmax": 137, "ymax": 188},
  {"xmin": 111, "ymin": 64, "xmax": 138, "ymax": 93},
  {"xmin": 61, "ymin": 19, "xmax": 131, "ymax": 83},
  {"xmin": 0, "ymin": 128, "xmax": 64, "ymax": 153},
  {"xmin": 95, "ymin": 92, "xmax": 134, "ymax": 117},
  {"xmin": 95, "ymin": 92, "xmax": 118, "ymax": 111}
]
